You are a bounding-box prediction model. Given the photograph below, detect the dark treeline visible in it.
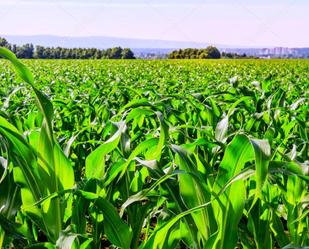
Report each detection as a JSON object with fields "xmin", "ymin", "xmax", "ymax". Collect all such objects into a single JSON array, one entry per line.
[
  {"xmin": 168, "ymin": 46, "xmax": 257, "ymax": 59},
  {"xmin": 0, "ymin": 37, "xmax": 135, "ymax": 59},
  {"xmin": 222, "ymin": 52, "xmax": 257, "ymax": 59},
  {"xmin": 168, "ymin": 46, "xmax": 221, "ymax": 59}
]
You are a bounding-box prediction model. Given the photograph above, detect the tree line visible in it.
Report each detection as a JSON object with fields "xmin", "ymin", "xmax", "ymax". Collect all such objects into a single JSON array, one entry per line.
[
  {"xmin": 168, "ymin": 46, "xmax": 257, "ymax": 59},
  {"xmin": 168, "ymin": 46, "xmax": 221, "ymax": 59},
  {"xmin": 221, "ymin": 52, "xmax": 257, "ymax": 59},
  {"xmin": 0, "ymin": 37, "xmax": 135, "ymax": 59}
]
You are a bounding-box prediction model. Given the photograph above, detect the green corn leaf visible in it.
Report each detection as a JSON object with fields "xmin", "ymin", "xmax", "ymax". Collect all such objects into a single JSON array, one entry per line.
[
  {"xmin": 0, "ymin": 47, "xmax": 74, "ymax": 242},
  {"xmin": 25, "ymin": 243, "xmax": 56, "ymax": 249},
  {"xmin": 215, "ymin": 115, "xmax": 228, "ymax": 143},
  {"xmin": 85, "ymin": 121, "xmax": 126, "ymax": 180},
  {"xmin": 89, "ymin": 196, "xmax": 133, "ymax": 249},
  {"xmin": 0, "ymin": 47, "xmax": 34, "ymax": 84},
  {"xmin": 56, "ymin": 226, "xmax": 79, "ymax": 249},
  {"xmin": 211, "ymin": 134, "xmax": 254, "ymax": 249},
  {"xmin": 120, "ymin": 171, "xmax": 181, "ymax": 216},
  {"xmin": 172, "ymin": 144, "xmax": 212, "ymax": 241},
  {"xmin": 250, "ymin": 138, "xmax": 271, "ymax": 198},
  {"xmin": 151, "ymin": 112, "xmax": 169, "ymax": 161}
]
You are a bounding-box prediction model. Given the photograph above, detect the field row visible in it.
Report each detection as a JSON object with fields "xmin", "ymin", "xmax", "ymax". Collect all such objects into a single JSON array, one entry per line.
[{"xmin": 0, "ymin": 54, "xmax": 308, "ymax": 248}]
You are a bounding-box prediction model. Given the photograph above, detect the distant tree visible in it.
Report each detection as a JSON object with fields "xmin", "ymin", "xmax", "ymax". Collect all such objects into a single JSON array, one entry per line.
[
  {"xmin": 109, "ymin": 47, "xmax": 122, "ymax": 59},
  {"xmin": 59, "ymin": 48, "xmax": 66, "ymax": 59},
  {"xmin": 0, "ymin": 37, "xmax": 10, "ymax": 48},
  {"xmin": 11, "ymin": 44, "xmax": 17, "ymax": 54},
  {"xmin": 199, "ymin": 51, "xmax": 209, "ymax": 59},
  {"xmin": 34, "ymin": 46, "xmax": 45, "ymax": 58},
  {"xmin": 54, "ymin": 47, "xmax": 62, "ymax": 59},
  {"xmin": 65, "ymin": 49, "xmax": 72, "ymax": 59},
  {"xmin": 15, "ymin": 44, "xmax": 34, "ymax": 58},
  {"xmin": 221, "ymin": 52, "xmax": 250, "ymax": 59},
  {"xmin": 121, "ymin": 48, "xmax": 135, "ymax": 59},
  {"xmin": 1, "ymin": 37, "xmax": 136, "ymax": 60},
  {"xmin": 168, "ymin": 46, "xmax": 221, "ymax": 59},
  {"xmin": 94, "ymin": 49, "xmax": 102, "ymax": 59},
  {"xmin": 44, "ymin": 47, "xmax": 52, "ymax": 59},
  {"xmin": 206, "ymin": 46, "xmax": 221, "ymax": 59}
]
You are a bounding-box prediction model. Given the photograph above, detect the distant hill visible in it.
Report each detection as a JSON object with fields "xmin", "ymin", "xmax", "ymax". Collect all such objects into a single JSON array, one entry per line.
[{"xmin": 1, "ymin": 35, "xmax": 229, "ymax": 49}]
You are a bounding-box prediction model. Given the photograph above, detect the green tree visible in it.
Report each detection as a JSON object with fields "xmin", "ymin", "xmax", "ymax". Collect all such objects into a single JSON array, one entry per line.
[
  {"xmin": 206, "ymin": 46, "xmax": 221, "ymax": 59},
  {"xmin": 0, "ymin": 38, "xmax": 135, "ymax": 60},
  {"xmin": 199, "ymin": 51, "xmax": 209, "ymax": 59},
  {"xmin": 109, "ymin": 47, "xmax": 123, "ymax": 59},
  {"xmin": 168, "ymin": 46, "xmax": 221, "ymax": 59},
  {"xmin": 15, "ymin": 44, "xmax": 34, "ymax": 58},
  {"xmin": 0, "ymin": 37, "xmax": 10, "ymax": 48},
  {"xmin": 34, "ymin": 46, "xmax": 45, "ymax": 58},
  {"xmin": 121, "ymin": 48, "xmax": 135, "ymax": 59}
]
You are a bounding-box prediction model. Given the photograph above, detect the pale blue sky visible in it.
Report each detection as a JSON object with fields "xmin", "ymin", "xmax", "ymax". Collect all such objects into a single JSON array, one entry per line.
[{"xmin": 0, "ymin": 0, "xmax": 308, "ymax": 47}]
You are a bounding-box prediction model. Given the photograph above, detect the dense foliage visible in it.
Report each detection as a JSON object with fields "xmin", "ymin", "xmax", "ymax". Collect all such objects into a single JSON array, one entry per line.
[
  {"xmin": 168, "ymin": 46, "xmax": 221, "ymax": 59},
  {"xmin": 221, "ymin": 52, "xmax": 258, "ymax": 59},
  {"xmin": 0, "ymin": 49, "xmax": 308, "ymax": 249},
  {"xmin": 0, "ymin": 37, "xmax": 135, "ymax": 59}
]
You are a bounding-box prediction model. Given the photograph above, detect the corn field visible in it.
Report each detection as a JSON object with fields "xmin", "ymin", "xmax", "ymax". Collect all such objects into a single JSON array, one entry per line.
[{"xmin": 0, "ymin": 48, "xmax": 308, "ymax": 248}]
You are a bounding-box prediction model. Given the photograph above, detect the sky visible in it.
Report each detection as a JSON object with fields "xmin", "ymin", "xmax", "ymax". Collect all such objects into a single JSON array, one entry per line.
[{"xmin": 0, "ymin": 0, "xmax": 308, "ymax": 47}]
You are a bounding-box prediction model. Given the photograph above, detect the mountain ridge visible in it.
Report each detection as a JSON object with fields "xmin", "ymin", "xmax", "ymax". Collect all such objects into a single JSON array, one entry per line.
[{"xmin": 1, "ymin": 34, "xmax": 260, "ymax": 49}]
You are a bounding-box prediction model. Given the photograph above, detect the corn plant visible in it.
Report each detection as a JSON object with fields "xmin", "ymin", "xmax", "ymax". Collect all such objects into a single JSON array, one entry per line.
[{"xmin": 0, "ymin": 48, "xmax": 308, "ymax": 248}]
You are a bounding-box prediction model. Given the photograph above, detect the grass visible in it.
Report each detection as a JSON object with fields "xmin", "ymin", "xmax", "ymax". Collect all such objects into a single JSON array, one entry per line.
[{"xmin": 0, "ymin": 48, "xmax": 308, "ymax": 248}]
